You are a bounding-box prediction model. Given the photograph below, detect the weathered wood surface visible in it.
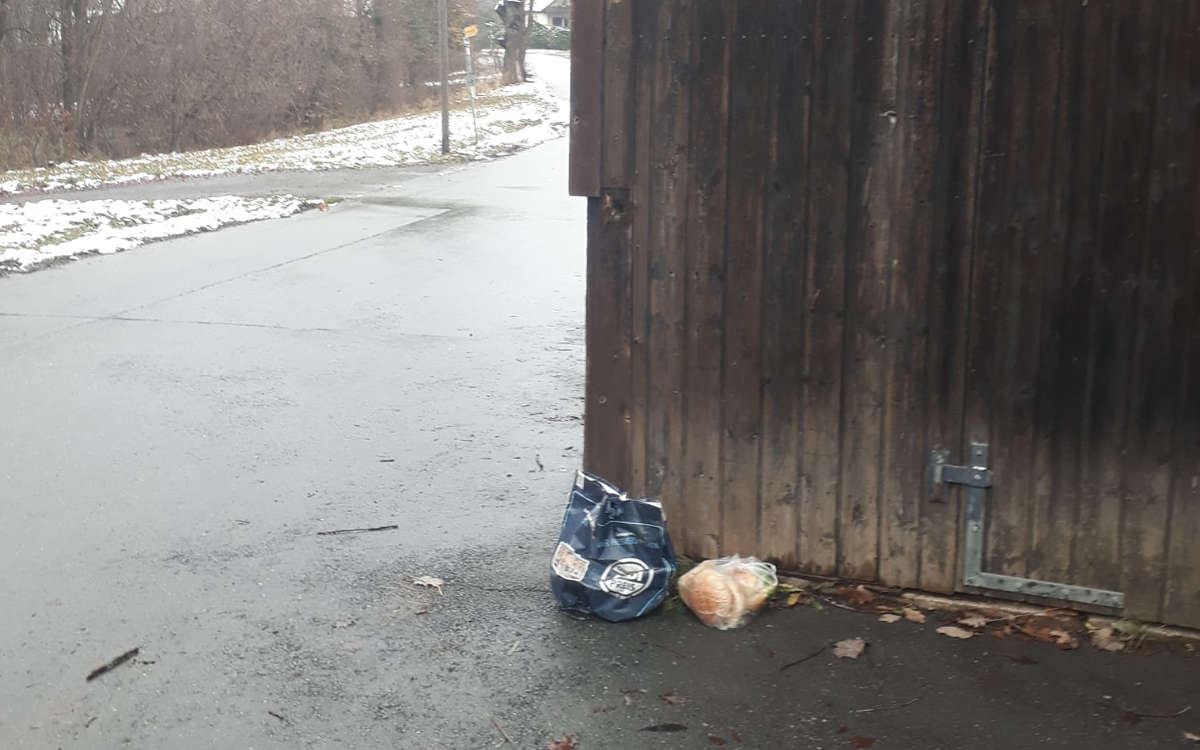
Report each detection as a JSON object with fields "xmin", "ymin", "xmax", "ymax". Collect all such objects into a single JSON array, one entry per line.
[{"xmin": 573, "ymin": 0, "xmax": 1200, "ymax": 628}]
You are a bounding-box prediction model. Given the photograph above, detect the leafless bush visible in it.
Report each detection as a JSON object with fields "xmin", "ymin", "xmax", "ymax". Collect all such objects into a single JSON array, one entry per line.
[{"xmin": 0, "ymin": 0, "xmax": 478, "ymax": 168}]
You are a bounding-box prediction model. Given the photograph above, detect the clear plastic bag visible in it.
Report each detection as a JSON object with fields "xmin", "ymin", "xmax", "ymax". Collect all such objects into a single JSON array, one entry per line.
[{"xmin": 677, "ymin": 555, "xmax": 778, "ymax": 630}]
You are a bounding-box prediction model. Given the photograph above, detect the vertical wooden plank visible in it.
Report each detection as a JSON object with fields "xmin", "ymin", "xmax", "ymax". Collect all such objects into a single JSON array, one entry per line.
[
  {"xmin": 719, "ymin": 0, "xmax": 772, "ymax": 555},
  {"xmin": 1162, "ymin": 172, "xmax": 1200, "ymax": 627},
  {"xmin": 627, "ymin": 1, "xmax": 657, "ymax": 497},
  {"xmin": 879, "ymin": 0, "xmax": 944, "ymax": 588},
  {"xmin": 969, "ymin": 3, "xmax": 1064, "ymax": 581},
  {"xmin": 645, "ymin": 0, "xmax": 691, "ymax": 548},
  {"xmin": 919, "ymin": 0, "xmax": 988, "ymax": 593},
  {"xmin": 1129, "ymin": 2, "xmax": 1200, "ymax": 623},
  {"xmin": 583, "ymin": 194, "xmax": 633, "ymax": 487},
  {"xmin": 837, "ymin": 0, "xmax": 897, "ymax": 581},
  {"xmin": 799, "ymin": 0, "xmax": 856, "ymax": 576},
  {"xmin": 580, "ymin": 0, "xmax": 630, "ymax": 486},
  {"xmin": 681, "ymin": 0, "xmax": 733, "ymax": 560},
  {"xmin": 601, "ymin": 0, "xmax": 634, "ymax": 189},
  {"xmin": 568, "ymin": 0, "xmax": 604, "ymax": 197},
  {"xmin": 1073, "ymin": 0, "xmax": 1161, "ymax": 593},
  {"xmin": 1027, "ymin": 0, "xmax": 1099, "ymax": 585},
  {"xmin": 1026, "ymin": 2, "xmax": 1114, "ymax": 587},
  {"xmin": 758, "ymin": 1, "xmax": 814, "ymax": 568}
]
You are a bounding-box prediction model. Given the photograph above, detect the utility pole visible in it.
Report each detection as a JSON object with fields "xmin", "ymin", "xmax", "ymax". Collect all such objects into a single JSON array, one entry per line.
[{"xmin": 438, "ymin": 0, "xmax": 450, "ymax": 154}]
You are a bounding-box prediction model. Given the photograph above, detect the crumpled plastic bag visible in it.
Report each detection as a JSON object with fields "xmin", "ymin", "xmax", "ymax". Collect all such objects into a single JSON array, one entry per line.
[
  {"xmin": 678, "ymin": 555, "xmax": 778, "ymax": 630},
  {"xmin": 550, "ymin": 471, "xmax": 676, "ymax": 622}
]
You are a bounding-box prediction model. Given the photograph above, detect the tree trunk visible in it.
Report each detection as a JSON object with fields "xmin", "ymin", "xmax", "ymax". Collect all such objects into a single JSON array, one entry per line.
[
  {"xmin": 60, "ymin": 0, "xmax": 81, "ymax": 112},
  {"xmin": 495, "ymin": 0, "xmax": 528, "ymax": 84}
]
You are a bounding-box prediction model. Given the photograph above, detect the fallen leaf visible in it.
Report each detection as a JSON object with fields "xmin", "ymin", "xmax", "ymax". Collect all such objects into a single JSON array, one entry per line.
[
  {"xmin": 546, "ymin": 735, "xmax": 578, "ymax": 750},
  {"xmin": 660, "ymin": 692, "xmax": 686, "ymax": 706},
  {"xmin": 1047, "ymin": 629, "xmax": 1080, "ymax": 650},
  {"xmin": 1184, "ymin": 731, "xmax": 1200, "ymax": 743},
  {"xmin": 833, "ymin": 638, "xmax": 867, "ymax": 659},
  {"xmin": 1090, "ymin": 626, "xmax": 1125, "ymax": 652},
  {"xmin": 958, "ymin": 613, "xmax": 989, "ymax": 629},
  {"xmin": 411, "ymin": 575, "xmax": 445, "ymax": 595},
  {"xmin": 786, "ymin": 592, "xmax": 802, "ymax": 607},
  {"xmin": 878, "ymin": 613, "xmax": 901, "ymax": 623},
  {"xmin": 936, "ymin": 625, "xmax": 976, "ymax": 639},
  {"xmin": 849, "ymin": 735, "xmax": 876, "ymax": 748},
  {"xmin": 708, "ymin": 736, "xmax": 727, "ymax": 746},
  {"xmin": 640, "ymin": 723, "xmax": 687, "ymax": 732},
  {"xmin": 332, "ymin": 618, "xmax": 356, "ymax": 629},
  {"xmin": 1015, "ymin": 616, "xmax": 1082, "ymax": 649},
  {"xmin": 843, "ymin": 585, "xmax": 876, "ymax": 605},
  {"xmin": 902, "ymin": 607, "xmax": 926, "ymax": 624}
]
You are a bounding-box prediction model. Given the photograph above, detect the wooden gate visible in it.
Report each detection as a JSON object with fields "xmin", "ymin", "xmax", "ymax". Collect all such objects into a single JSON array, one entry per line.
[{"xmin": 569, "ymin": 0, "xmax": 1200, "ymax": 628}]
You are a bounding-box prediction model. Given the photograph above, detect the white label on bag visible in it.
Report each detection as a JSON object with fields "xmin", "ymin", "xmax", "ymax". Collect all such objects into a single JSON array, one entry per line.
[
  {"xmin": 552, "ymin": 542, "xmax": 589, "ymax": 582},
  {"xmin": 599, "ymin": 558, "xmax": 654, "ymax": 598}
]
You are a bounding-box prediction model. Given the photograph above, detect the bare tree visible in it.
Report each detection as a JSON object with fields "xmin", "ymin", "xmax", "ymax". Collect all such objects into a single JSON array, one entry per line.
[{"xmin": 494, "ymin": 0, "xmax": 528, "ymax": 84}]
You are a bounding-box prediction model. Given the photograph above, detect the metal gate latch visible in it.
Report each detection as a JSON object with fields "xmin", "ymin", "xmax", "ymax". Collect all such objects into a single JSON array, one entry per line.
[{"xmin": 929, "ymin": 442, "xmax": 1125, "ymax": 610}]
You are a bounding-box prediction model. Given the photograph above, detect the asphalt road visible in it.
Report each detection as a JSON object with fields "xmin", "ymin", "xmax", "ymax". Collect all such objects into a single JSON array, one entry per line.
[{"xmin": 2, "ymin": 53, "xmax": 1197, "ymax": 750}]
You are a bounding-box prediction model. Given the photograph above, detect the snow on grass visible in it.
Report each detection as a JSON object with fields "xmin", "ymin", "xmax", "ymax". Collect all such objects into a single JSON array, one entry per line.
[
  {"xmin": 0, "ymin": 80, "xmax": 566, "ymax": 197},
  {"xmin": 0, "ymin": 195, "xmax": 320, "ymax": 273}
]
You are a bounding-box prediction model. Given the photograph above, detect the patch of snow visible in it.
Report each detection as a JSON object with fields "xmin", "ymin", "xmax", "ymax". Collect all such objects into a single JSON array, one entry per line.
[
  {"xmin": 0, "ymin": 195, "xmax": 320, "ymax": 273},
  {"xmin": 0, "ymin": 78, "xmax": 567, "ymax": 197}
]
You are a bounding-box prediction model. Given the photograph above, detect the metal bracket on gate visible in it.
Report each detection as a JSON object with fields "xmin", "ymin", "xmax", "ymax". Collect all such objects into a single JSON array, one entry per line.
[{"xmin": 930, "ymin": 442, "xmax": 1125, "ymax": 610}]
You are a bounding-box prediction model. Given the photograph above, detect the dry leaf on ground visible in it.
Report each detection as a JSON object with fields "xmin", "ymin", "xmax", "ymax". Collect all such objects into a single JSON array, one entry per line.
[
  {"xmin": 660, "ymin": 692, "xmax": 686, "ymax": 706},
  {"xmin": 1015, "ymin": 617, "xmax": 1081, "ymax": 649},
  {"xmin": 1090, "ymin": 626, "xmax": 1126, "ymax": 652},
  {"xmin": 844, "ymin": 585, "xmax": 876, "ymax": 605},
  {"xmin": 332, "ymin": 618, "xmax": 356, "ymax": 629},
  {"xmin": 879, "ymin": 613, "xmax": 901, "ymax": 623},
  {"xmin": 902, "ymin": 607, "xmax": 926, "ymax": 624},
  {"xmin": 786, "ymin": 592, "xmax": 803, "ymax": 607},
  {"xmin": 833, "ymin": 638, "xmax": 867, "ymax": 659},
  {"xmin": 958, "ymin": 613, "xmax": 989, "ymax": 629},
  {"xmin": 1048, "ymin": 629, "xmax": 1079, "ymax": 649},
  {"xmin": 936, "ymin": 625, "xmax": 976, "ymax": 639},
  {"xmin": 411, "ymin": 575, "xmax": 445, "ymax": 595},
  {"xmin": 547, "ymin": 736, "xmax": 578, "ymax": 750}
]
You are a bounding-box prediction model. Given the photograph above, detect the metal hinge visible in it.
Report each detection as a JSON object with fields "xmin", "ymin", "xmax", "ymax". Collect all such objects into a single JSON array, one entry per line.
[{"xmin": 930, "ymin": 442, "xmax": 1125, "ymax": 610}]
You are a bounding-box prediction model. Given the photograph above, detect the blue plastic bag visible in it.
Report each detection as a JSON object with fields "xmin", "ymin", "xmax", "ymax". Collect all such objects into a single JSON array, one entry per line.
[{"xmin": 550, "ymin": 471, "xmax": 676, "ymax": 622}]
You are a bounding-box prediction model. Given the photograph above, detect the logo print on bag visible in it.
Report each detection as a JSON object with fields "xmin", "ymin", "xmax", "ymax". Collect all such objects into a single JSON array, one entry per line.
[{"xmin": 599, "ymin": 558, "xmax": 654, "ymax": 599}]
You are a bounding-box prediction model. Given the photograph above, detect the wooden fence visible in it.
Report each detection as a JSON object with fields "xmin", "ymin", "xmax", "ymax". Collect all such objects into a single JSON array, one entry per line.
[{"xmin": 569, "ymin": 0, "xmax": 1200, "ymax": 628}]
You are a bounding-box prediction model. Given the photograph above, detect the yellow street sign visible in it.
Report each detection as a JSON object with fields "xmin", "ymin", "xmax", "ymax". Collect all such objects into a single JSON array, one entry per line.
[{"xmin": 463, "ymin": 25, "xmax": 478, "ymax": 38}]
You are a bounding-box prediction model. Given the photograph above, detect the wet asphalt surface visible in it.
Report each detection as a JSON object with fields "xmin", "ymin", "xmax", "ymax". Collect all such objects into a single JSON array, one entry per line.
[{"xmin": 2, "ymin": 55, "xmax": 1198, "ymax": 750}]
